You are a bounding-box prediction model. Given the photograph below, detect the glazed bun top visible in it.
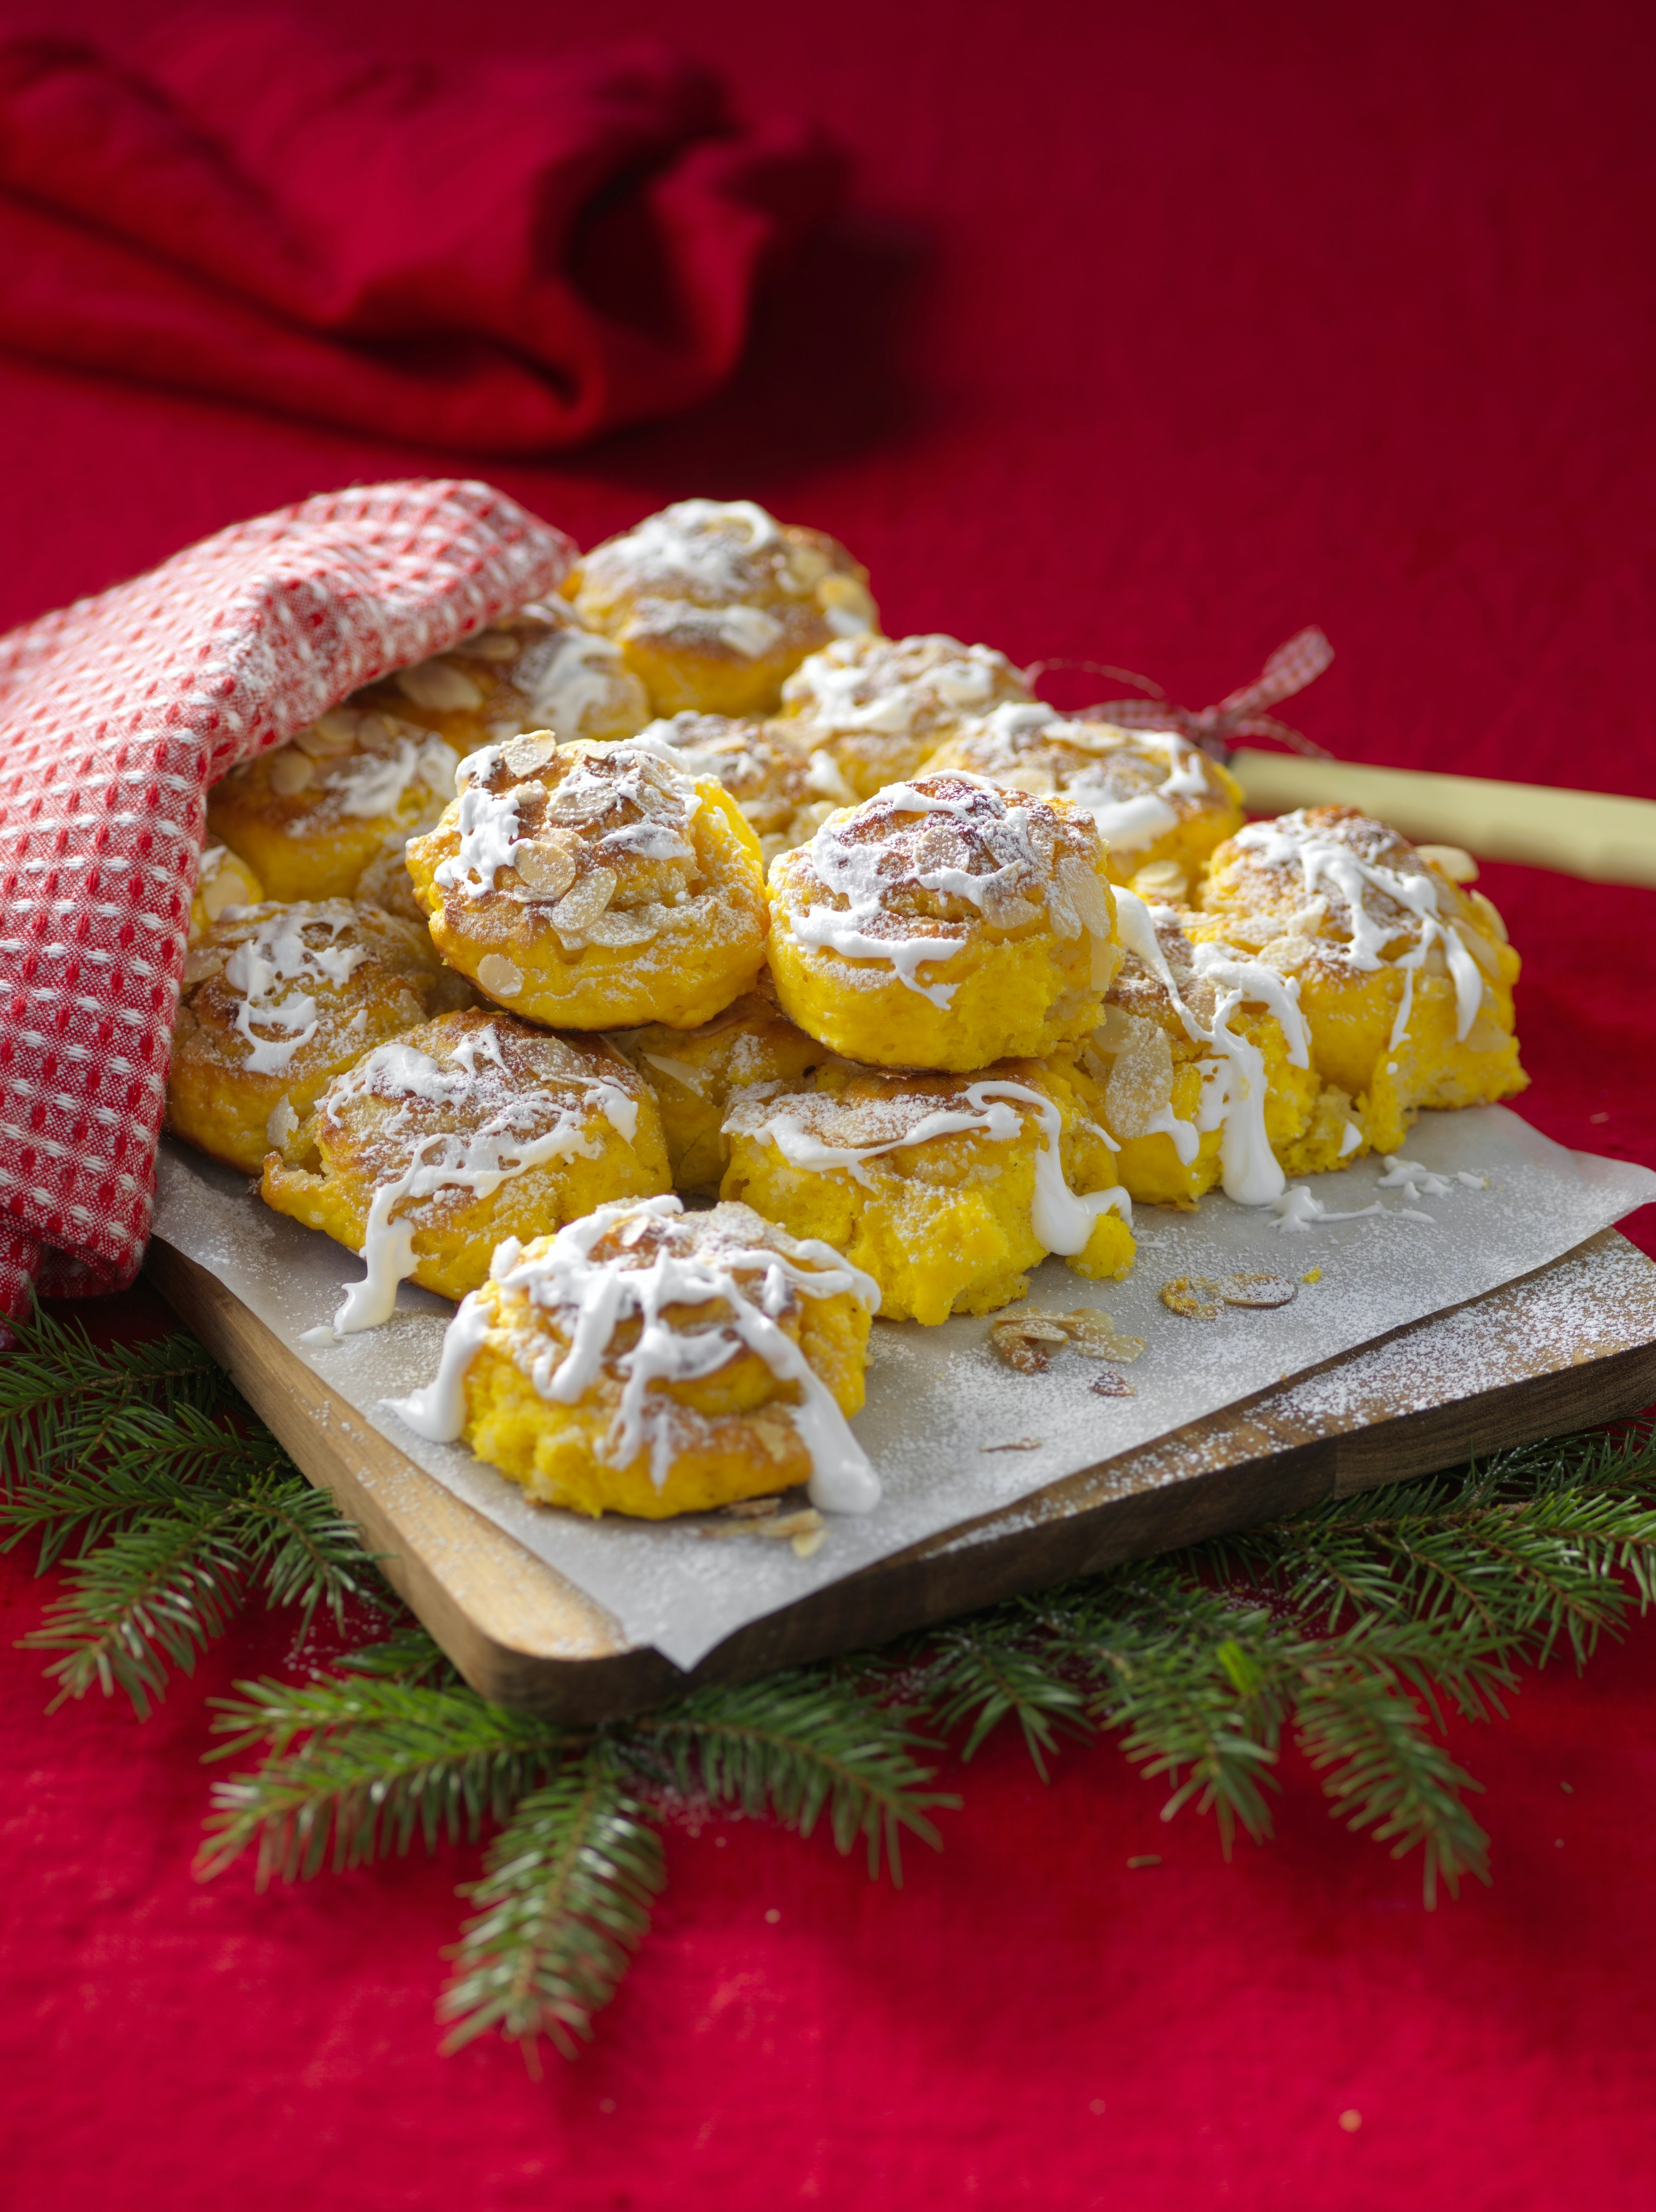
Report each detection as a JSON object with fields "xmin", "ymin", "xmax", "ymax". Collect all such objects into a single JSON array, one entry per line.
[{"xmin": 771, "ymin": 771, "xmax": 1116, "ymax": 999}]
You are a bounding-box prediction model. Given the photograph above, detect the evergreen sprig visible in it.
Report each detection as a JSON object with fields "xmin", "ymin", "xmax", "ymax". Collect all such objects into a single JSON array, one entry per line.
[
  {"xmin": 0, "ymin": 1305, "xmax": 388, "ymax": 1714},
  {"xmin": 6, "ymin": 1299, "xmax": 1655, "ymax": 2056}
]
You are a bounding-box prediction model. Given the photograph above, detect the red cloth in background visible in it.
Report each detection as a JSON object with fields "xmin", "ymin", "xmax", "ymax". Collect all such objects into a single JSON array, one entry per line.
[
  {"xmin": 0, "ymin": 17, "xmax": 839, "ymax": 449},
  {"xmin": 0, "ymin": 480, "xmax": 570, "ymax": 1318},
  {"xmin": 0, "ymin": 3, "xmax": 1654, "ymax": 2209}
]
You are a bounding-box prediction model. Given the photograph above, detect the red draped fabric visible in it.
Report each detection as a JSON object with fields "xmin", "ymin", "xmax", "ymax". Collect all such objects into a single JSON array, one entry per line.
[{"xmin": 1, "ymin": 2, "xmax": 1653, "ymax": 2206}]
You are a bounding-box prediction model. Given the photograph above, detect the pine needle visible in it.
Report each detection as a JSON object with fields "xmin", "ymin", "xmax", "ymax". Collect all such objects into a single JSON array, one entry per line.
[
  {"xmin": 631, "ymin": 1673, "xmax": 955, "ymax": 1881},
  {"xmin": 439, "ymin": 1751, "xmax": 664, "ymax": 2061}
]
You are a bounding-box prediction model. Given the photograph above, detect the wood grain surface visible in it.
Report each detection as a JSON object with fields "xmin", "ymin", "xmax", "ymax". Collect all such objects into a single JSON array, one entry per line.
[{"xmin": 145, "ymin": 1229, "xmax": 1656, "ymax": 1719}]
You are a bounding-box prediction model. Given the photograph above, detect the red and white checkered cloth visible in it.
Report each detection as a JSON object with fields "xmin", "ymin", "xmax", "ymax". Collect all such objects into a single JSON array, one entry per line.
[{"xmin": 0, "ymin": 478, "xmax": 574, "ymax": 1324}]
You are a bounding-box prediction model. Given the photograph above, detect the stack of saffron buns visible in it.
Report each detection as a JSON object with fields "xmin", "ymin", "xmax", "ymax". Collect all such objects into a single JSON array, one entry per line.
[{"xmin": 169, "ymin": 502, "xmax": 1526, "ymax": 1523}]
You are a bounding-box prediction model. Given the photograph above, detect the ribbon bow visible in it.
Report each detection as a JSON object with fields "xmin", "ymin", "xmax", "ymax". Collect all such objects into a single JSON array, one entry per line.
[{"xmin": 1033, "ymin": 627, "xmax": 1335, "ymax": 763}]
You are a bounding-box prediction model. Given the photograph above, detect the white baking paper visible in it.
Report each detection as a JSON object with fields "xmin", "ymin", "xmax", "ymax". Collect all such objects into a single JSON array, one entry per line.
[{"xmin": 151, "ymin": 1108, "xmax": 1656, "ymax": 1670}]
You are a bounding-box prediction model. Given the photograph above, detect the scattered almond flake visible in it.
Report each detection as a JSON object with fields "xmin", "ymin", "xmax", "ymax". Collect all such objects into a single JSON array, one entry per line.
[
  {"xmin": 721, "ymin": 1495, "xmax": 783, "ymax": 1519},
  {"xmin": 1089, "ymin": 1370, "xmax": 1134, "ymax": 1398},
  {"xmin": 791, "ymin": 1526, "xmax": 827, "ymax": 1559},
  {"xmin": 694, "ymin": 1507, "xmax": 825, "ymax": 1546},
  {"xmin": 1215, "ymin": 1271, "xmax": 1298, "ymax": 1309},
  {"xmin": 991, "ymin": 1330, "xmax": 1053, "ymax": 1375},
  {"xmin": 1161, "ymin": 1276, "xmax": 1223, "ymax": 1320},
  {"xmin": 981, "ymin": 1438, "xmax": 1042, "ymax": 1452},
  {"xmin": 475, "ymin": 952, "xmax": 523, "ymax": 1000},
  {"xmin": 1055, "ymin": 1309, "xmax": 1146, "ymax": 1363}
]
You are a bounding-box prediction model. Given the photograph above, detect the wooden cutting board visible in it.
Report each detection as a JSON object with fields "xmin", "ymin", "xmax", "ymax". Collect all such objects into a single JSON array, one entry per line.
[{"xmin": 144, "ymin": 1227, "xmax": 1656, "ymax": 1721}]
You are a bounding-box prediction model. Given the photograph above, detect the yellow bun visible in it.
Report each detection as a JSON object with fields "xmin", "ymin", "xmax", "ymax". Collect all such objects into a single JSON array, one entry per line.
[
  {"xmin": 353, "ymin": 600, "xmax": 649, "ymax": 753},
  {"xmin": 927, "ymin": 707, "xmax": 1244, "ymax": 898},
  {"xmin": 207, "ymin": 704, "xmax": 463, "ymax": 904},
  {"xmin": 606, "ymin": 987, "xmax": 833, "ymax": 1197},
  {"xmin": 778, "ymin": 631, "xmax": 1033, "ymax": 802},
  {"xmin": 766, "ymin": 771, "xmax": 1121, "ymax": 1071},
  {"xmin": 407, "ymin": 735, "xmax": 769, "ymax": 1030},
  {"xmin": 1191, "ymin": 806, "xmax": 1525, "ymax": 1157},
  {"xmin": 632, "ymin": 711, "xmax": 828, "ymax": 865},
  {"xmin": 406, "ymin": 1197, "xmax": 878, "ymax": 1520},
  {"xmin": 1056, "ymin": 894, "xmax": 1351, "ymax": 1211},
  {"xmin": 165, "ymin": 899, "xmax": 466, "ymax": 1174},
  {"xmin": 189, "ymin": 843, "xmax": 262, "ymax": 941},
  {"xmin": 722, "ymin": 1057, "xmax": 1135, "ymax": 1323},
  {"xmin": 566, "ymin": 500, "xmax": 878, "ymax": 717},
  {"xmin": 261, "ymin": 1009, "xmax": 668, "ymax": 1316}
]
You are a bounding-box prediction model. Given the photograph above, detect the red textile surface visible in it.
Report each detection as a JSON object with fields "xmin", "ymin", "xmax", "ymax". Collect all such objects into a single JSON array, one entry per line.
[
  {"xmin": 0, "ymin": 17, "xmax": 839, "ymax": 449},
  {"xmin": 2, "ymin": 1, "xmax": 1655, "ymax": 2207},
  {"xmin": 0, "ymin": 479, "xmax": 570, "ymax": 1317}
]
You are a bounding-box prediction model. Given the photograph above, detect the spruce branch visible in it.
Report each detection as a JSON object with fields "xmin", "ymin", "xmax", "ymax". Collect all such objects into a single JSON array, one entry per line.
[
  {"xmin": 438, "ymin": 1749, "xmax": 664, "ymax": 2061},
  {"xmin": 1, "ymin": 1303, "xmax": 389, "ymax": 1711},
  {"xmin": 198, "ymin": 1671, "xmax": 568, "ymax": 1884},
  {"xmin": 626, "ymin": 1673, "xmax": 954, "ymax": 1881}
]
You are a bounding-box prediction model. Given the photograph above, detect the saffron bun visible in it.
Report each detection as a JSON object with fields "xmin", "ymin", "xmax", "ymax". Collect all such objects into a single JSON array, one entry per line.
[
  {"xmin": 165, "ymin": 900, "xmax": 466, "ymax": 1174},
  {"xmin": 392, "ymin": 1196, "xmax": 880, "ymax": 1520},
  {"xmin": 206, "ymin": 704, "xmax": 463, "ymax": 905},
  {"xmin": 564, "ymin": 500, "xmax": 879, "ymax": 718},
  {"xmin": 1190, "ymin": 806, "xmax": 1525, "ymax": 1156},
  {"xmin": 406, "ymin": 735, "xmax": 769, "ymax": 1031},
  {"xmin": 926, "ymin": 706, "xmax": 1245, "ymax": 896},
  {"xmin": 1057, "ymin": 890, "xmax": 1361, "ymax": 1213},
  {"xmin": 261, "ymin": 1009, "xmax": 669, "ymax": 1327},
  {"xmin": 766, "ymin": 771, "xmax": 1122, "ymax": 1072},
  {"xmin": 633, "ymin": 712, "xmax": 829, "ymax": 865},
  {"xmin": 721, "ymin": 1058, "xmax": 1135, "ymax": 1324},
  {"xmin": 353, "ymin": 601, "xmax": 650, "ymax": 752},
  {"xmin": 776, "ymin": 632, "xmax": 1034, "ymax": 804},
  {"xmin": 606, "ymin": 988, "xmax": 834, "ymax": 1197},
  {"xmin": 189, "ymin": 843, "xmax": 262, "ymax": 940}
]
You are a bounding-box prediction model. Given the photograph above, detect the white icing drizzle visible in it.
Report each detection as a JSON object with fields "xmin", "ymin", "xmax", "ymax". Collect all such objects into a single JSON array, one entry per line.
[
  {"xmin": 222, "ymin": 907, "xmax": 369, "ymax": 1075},
  {"xmin": 1270, "ymin": 1185, "xmax": 1434, "ymax": 1231},
  {"xmin": 513, "ymin": 628, "xmax": 632, "ymax": 733},
  {"xmin": 785, "ymin": 636, "xmax": 1009, "ymax": 737},
  {"xmin": 1106, "ymin": 890, "xmax": 1314, "ymax": 1207},
  {"xmin": 326, "ymin": 732, "xmax": 457, "ymax": 820},
  {"xmin": 597, "ymin": 500, "xmax": 783, "ymax": 601},
  {"xmin": 329, "ymin": 1035, "xmax": 640, "ymax": 1333},
  {"xmin": 785, "ymin": 775, "xmax": 1095, "ymax": 1008},
  {"xmin": 388, "ymin": 1195, "xmax": 883, "ymax": 1514},
  {"xmin": 1377, "ymin": 1155, "xmax": 1487, "ymax": 1201},
  {"xmin": 1235, "ymin": 815, "xmax": 1485, "ymax": 1046},
  {"xmin": 733, "ymin": 1077, "xmax": 1130, "ymax": 1247},
  {"xmin": 434, "ymin": 743, "xmax": 699, "ymax": 902},
  {"xmin": 961, "ymin": 705, "xmax": 1213, "ymax": 854}
]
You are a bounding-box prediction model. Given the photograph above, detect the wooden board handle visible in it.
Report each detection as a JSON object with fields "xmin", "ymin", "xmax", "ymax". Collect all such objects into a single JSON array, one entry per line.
[{"xmin": 1230, "ymin": 748, "xmax": 1656, "ymax": 888}]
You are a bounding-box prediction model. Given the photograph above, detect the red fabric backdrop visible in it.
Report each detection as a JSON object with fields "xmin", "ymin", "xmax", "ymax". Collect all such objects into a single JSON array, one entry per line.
[{"xmin": 2, "ymin": 2, "xmax": 1654, "ymax": 2205}]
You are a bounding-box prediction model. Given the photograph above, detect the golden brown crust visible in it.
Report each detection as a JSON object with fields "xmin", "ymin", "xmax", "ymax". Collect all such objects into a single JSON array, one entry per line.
[
  {"xmin": 406, "ymin": 735, "xmax": 769, "ymax": 1030},
  {"xmin": 165, "ymin": 899, "xmax": 466, "ymax": 1173},
  {"xmin": 565, "ymin": 501, "xmax": 878, "ymax": 717},
  {"xmin": 779, "ymin": 632, "xmax": 1033, "ymax": 802}
]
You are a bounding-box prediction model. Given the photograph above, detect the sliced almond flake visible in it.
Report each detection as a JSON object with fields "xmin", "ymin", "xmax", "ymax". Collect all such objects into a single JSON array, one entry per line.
[
  {"xmin": 503, "ymin": 731, "xmax": 559, "ymax": 777},
  {"xmin": 981, "ymin": 1438, "xmax": 1042, "ymax": 1452},
  {"xmin": 695, "ymin": 1507, "xmax": 825, "ymax": 1546},
  {"xmin": 468, "ymin": 631, "xmax": 522, "ymax": 662},
  {"xmin": 514, "ymin": 839, "xmax": 578, "ymax": 899},
  {"xmin": 1216, "ymin": 1270, "xmax": 1298, "ymax": 1309},
  {"xmin": 1089, "ymin": 1370, "xmax": 1135, "ymax": 1398},
  {"xmin": 1161, "ymin": 1275, "xmax": 1224, "ymax": 1320},
  {"xmin": 791, "ymin": 1526, "xmax": 827, "ymax": 1559},
  {"xmin": 721, "ymin": 1495, "xmax": 783, "ymax": 1519},
  {"xmin": 550, "ymin": 867, "xmax": 616, "ymax": 938},
  {"xmin": 1056, "ymin": 1309, "xmax": 1146, "ymax": 1363},
  {"xmin": 267, "ymin": 748, "xmax": 314, "ymax": 795},
  {"xmin": 397, "ymin": 659, "xmax": 484, "ymax": 712},
  {"xmin": 989, "ymin": 1325, "xmax": 1054, "ymax": 1375},
  {"xmin": 584, "ymin": 910, "xmax": 659, "ymax": 948}
]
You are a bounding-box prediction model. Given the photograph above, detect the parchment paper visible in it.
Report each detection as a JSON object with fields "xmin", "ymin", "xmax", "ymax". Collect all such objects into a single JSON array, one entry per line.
[{"xmin": 151, "ymin": 1109, "xmax": 1656, "ymax": 1669}]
